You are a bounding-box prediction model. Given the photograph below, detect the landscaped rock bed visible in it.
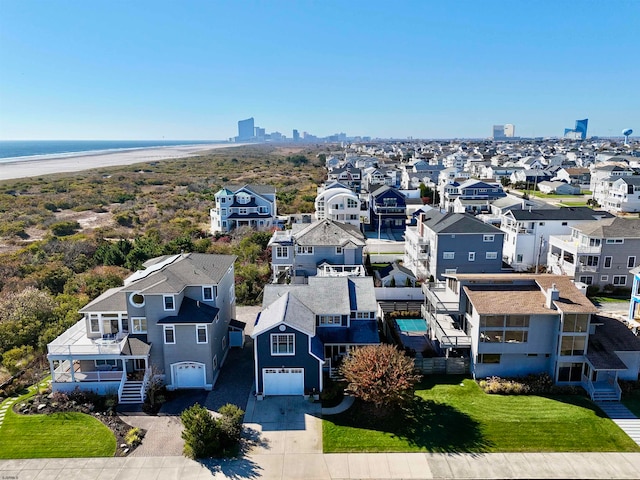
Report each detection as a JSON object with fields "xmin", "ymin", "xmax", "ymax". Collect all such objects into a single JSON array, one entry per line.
[{"xmin": 15, "ymin": 389, "xmax": 145, "ymax": 457}]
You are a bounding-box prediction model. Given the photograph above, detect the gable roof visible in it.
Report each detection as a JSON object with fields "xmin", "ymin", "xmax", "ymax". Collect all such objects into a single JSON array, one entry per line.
[
  {"xmin": 422, "ymin": 212, "xmax": 502, "ymax": 235},
  {"xmin": 293, "ymin": 219, "xmax": 366, "ymax": 247},
  {"xmin": 573, "ymin": 217, "xmax": 640, "ymax": 239},
  {"xmin": 124, "ymin": 253, "xmax": 237, "ymax": 294},
  {"xmin": 252, "ymin": 291, "xmax": 316, "ymax": 337},
  {"xmin": 80, "ymin": 287, "xmax": 127, "ymax": 313},
  {"xmin": 224, "ymin": 184, "xmax": 276, "ymax": 195}
]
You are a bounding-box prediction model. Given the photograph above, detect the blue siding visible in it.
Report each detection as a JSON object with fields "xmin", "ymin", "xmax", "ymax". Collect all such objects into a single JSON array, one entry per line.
[{"xmin": 254, "ymin": 325, "xmax": 321, "ymax": 393}]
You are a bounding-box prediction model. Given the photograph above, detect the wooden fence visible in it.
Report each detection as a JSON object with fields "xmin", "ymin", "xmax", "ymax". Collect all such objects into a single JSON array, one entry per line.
[{"xmin": 413, "ymin": 357, "xmax": 469, "ymax": 375}]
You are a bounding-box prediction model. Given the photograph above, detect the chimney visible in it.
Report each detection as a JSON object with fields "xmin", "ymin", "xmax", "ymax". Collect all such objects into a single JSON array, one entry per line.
[{"xmin": 545, "ymin": 283, "xmax": 560, "ymax": 309}]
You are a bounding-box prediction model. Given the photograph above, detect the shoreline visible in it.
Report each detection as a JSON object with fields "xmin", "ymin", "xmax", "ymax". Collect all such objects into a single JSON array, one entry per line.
[{"xmin": 0, "ymin": 143, "xmax": 245, "ymax": 181}]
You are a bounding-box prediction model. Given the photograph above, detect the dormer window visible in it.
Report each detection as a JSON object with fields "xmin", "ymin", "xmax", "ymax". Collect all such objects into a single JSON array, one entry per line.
[
  {"xmin": 130, "ymin": 293, "xmax": 145, "ymax": 308},
  {"xmin": 164, "ymin": 295, "xmax": 175, "ymax": 311}
]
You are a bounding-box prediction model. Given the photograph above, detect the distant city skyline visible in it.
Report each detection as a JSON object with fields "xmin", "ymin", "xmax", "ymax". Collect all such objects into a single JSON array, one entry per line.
[{"xmin": 0, "ymin": 1, "xmax": 638, "ymax": 140}]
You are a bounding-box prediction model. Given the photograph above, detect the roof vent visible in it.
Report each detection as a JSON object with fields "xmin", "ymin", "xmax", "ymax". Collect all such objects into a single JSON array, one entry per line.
[{"xmin": 545, "ymin": 283, "xmax": 560, "ymax": 310}]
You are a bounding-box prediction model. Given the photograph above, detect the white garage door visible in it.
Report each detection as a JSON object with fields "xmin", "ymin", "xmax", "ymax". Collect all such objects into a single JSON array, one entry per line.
[
  {"xmin": 173, "ymin": 362, "xmax": 206, "ymax": 389},
  {"xmin": 263, "ymin": 368, "xmax": 304, "ymax": 396}
]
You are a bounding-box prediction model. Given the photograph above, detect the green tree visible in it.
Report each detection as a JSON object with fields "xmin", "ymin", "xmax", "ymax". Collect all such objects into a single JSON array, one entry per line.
[
  {"xmin": 340, "ymin": 344, "xmax": 422, "ymax": 410},
  {"xmin": 181, "ymin": 403, "xmax": 220, "ymax": 459},
  {"xmin": 0, "ymin": 287, "xmax": 56, "ymax": 354}
]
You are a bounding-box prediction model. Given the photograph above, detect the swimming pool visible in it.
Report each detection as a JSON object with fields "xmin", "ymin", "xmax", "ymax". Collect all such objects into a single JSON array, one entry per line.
[{"xmin": 396, "ymin": 318, "xmax": 428, "ymax": 333}]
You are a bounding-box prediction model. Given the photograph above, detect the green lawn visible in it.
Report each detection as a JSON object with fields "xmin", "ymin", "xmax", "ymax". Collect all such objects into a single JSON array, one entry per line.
[
  {"xmin": 559, "ymin": 201, "xmax": 589, "ymax": 207},
  {"xmin": 323, "ymin": 377, "xmax": 640, "ymax": 453},
  {"xmin": 0, "ymin": 386, "xmax": 116, "ymax": 458},
  {"xmin": 590, "ymin": 295, "xmax": 631, "ymax": 304}
]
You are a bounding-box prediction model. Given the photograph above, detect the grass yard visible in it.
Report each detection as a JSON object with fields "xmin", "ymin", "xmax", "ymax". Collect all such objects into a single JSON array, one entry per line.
[
  {"xmin": 590, "ymin": 295, "xmax": 631, "ymax": 304},
  {"xmin": 0, "ymin": 386, "xmax": 116, "ymax": 458},
  {"xmin": 559, "ymin": 201, "xmax": 589, "ymax": 207},
  {"xmin": 323, "ymin": 377, "xmax": 640, "ymax": 453}
]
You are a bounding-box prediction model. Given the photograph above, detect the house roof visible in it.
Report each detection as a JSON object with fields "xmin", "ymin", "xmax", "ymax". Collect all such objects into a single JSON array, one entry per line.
[
  {"xmin": 157, "ymin": 297, "xmax": 220, "ymax": 324},
  {"xmin": 586, "ymin": 316, "xmax": 640, "ymax": 370},
  {"xmin": 252, "ymin": 291, "xmax": 316, "ymax": 337},
  {"xmin": 224, "ymin": 184, "xmax": 276, "ymax": 195},
  {"xmin": 229, "ymin": 319, "xmax": 246, "ymax": 331},
  {"xmin": 125, "ymin": 253, "xmax": 237, "ymax": 294},
  {"xmin": 316, "ymin": 320, "xmax": 380, "ymax": 345},
  {"xmin": 507, "ymin": 207, "xmax": 612, "ymax": 221},
  {"xmin": 458, "ymin": 274, "xmax": 597, "ymax": 315},
  {"xmin": 121, "ymin": 337, "xmax": 152, "ymax": 357},
  {"xmin": 573, "ymin": 217, "xmax": 640, "ymax": 239},
  {"xmin": 292, "ymin": 219, "xmax": 366, "ymax": 247},
  {"xmin": 79, "ymin": 288, "xmax": 127, "ymax": 313},
  {"xmin": 614, "ymin": 176, "xmax": 640, "ymax": 186},
  {"xmin": 422, "ymin": 212, "xmax": 502, "ymax": 235},
  {"xmin": 260, "ymin": 277, "xmax": 377, "ymax": 319}
]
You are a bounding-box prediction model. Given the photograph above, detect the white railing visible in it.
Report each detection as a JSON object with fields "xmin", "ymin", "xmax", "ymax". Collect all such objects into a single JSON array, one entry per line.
[
  {"xmin": 581, "ymin": 374, "xmax": 595, "ymax": 398},
  {"xmin": 48, "ymin": 334, "xmax": 128, "ymax": 356},
  {"xmin": 317, "ymin": 264, "xmax": 366, "ymax": 277},
  {"xmin": 53, "ymin": 370, "xmax": 124, "ymax": 383},
  {"xmin": 118, "ymin": 370, "xmax": 127, "ymax": 401}
]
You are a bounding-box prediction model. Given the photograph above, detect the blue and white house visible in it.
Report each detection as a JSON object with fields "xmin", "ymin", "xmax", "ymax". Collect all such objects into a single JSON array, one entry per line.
[
  {"xmin": 210, "ymin": 184, "xmax": 277, "ymax": 234},
  {"xmin": 251, "ymin": 276, "xmax": 379, "ymax": 396},
  {"xmin": 47, "ymin": 253, "xmax": 238, "ymax": 403}
]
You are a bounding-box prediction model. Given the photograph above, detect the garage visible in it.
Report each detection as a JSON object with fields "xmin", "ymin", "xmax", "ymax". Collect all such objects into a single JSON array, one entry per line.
[
  {"xmin": 263, "ymin": 368, "xmax": 304, "ymax": 395},
  {"xmin": 172, "ymin": 362, "xmax": 206, "ymax": 389}
]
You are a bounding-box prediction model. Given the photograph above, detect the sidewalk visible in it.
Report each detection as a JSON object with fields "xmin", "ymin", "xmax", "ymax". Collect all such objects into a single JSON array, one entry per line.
[{"xmin": 2, "ymin": 452, "xmax": 640, "ymax": 479}]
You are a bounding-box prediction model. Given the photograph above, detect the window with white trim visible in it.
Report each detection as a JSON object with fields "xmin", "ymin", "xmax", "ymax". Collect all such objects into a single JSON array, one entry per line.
[
  {"xmin": 130, "ymin": 293, "xmax": 145, "ymax": 308},
  {"xmin": 336, "ymin": 246, "xmax": 343, "ymax": 255},
  {"xmin": 296, "ymin": 245, "xmax": 314, "ymax": 255},
  {"xmin": 203, "ymin": 286, "xmax": 215, "ymax": 301},
  {"xmin": 606, "ymin": 238, "xmax": 624, "ymax": 244},
  {"xmin": 486, "ymin": 252, "xmax": 498, "ymax": 260},
  {"xmin": 601, "ymin": 275, "xmax": 609, "ymax": 282},
  {"xmin": 164, "ymin": 325, "xmax": 175, "ymax": 344},
  {"xmin": 355, "ymin": 312, "xmax": 371, "ymax": 319},
  {"xmin": 319, "ymin": 315, "xmax": 341, "ymax": 326},
  {"xmin": 275, "ymin": 246, "xmax": 288, "ymax": 259},
  {"xmin": 271, "ymin": 333, "xmax": 294, "ymax": 355},
  {"xmin": 483, "ymin": 235, "xmax": 495, "ymax": 242},
  {"xmin": 629, "ymin": 256, "xmax": 636, "ymax": 268},
  {"xmin": 164, "ymin": 295, "xmax": 175, "ymax": 311},
  {"xmin": 579, "ymin": 276, "xmax": 593, "ymax": 285},
  {"xmin": 212, "ymin": 355, "xmax": 218, "ymax": 371},
  {"xmin": 478, "ymin": 354, "xmax": 501, "ymax": 364},
  {"xmin": 613, "ymin": 275, "xmax": 627, "ymax": 286},
  {"xmin": 89, "ymin": 315, "xmax": 100, "ymax": 333},
  {"xmin": 468, "ymin": 252, "xmax": 475, "ymax": 262},
  {"xmin": 604, "ymin": 256, "xmax": 612, "ymax": 268},
  {"xmin": 131, "ymin": 317, "xmax": 147, "ymax": 334},
  {"xmin": 196, "ymin": 325, "xmax": 208, "ymax": 344},
  {"xmin": 94, "ymin": 359, "xmax": 117, "ymax": 367},
  {"xmin": 222, "ymin": 335, "xmax": 227, "ymax": 350},
  {"xmin": 443, "ymin": 252, "xmax": 454, "ymax": 260}
]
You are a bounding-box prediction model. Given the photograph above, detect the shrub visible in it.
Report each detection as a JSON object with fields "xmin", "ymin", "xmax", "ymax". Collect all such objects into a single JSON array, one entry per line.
[
  {"xmin": 125, "ymin": 427, "xmax": 144, "ymax": 447},
  {"xmin": 181, "ymin": 403, "xmax": 220, "ymax": 459},
  {"xmin": 478, "ymin": 373, "xmax": 577, "ymax": 396},
  {"xmin": 218, "ymin": 403, "xmax": 244, "ymax": 451},
  {"xmin": 50, "ymin": 221, "xmax": 80, "ymax": 236},
  {"xmin": 2, "ymin": 345, "xmax": 34, "ymax": 375}
]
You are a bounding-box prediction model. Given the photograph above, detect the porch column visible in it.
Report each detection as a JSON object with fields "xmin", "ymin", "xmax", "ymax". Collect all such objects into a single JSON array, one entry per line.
[
  {"xmin": 68, "ymin": 357, "xmax": 76, "ymax": 382},
  {"xmin": 48, "ymin": 359, "xmax": 55, "ymax": 382}
]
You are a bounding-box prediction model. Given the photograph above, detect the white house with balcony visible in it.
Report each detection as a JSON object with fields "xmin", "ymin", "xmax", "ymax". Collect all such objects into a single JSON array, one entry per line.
[
  {"xmin": 314, "ymin": 182, "xmax": 362, "ymax": 228},
  {"xmin": 600, "ymin": 177, "xmax": 640, "ymax": 213},
  {"xmin": 547, "ymin": 217, "xmax": 640, "ymax": 288},
  {"xmin": 500, "ymin": 207, "xmax": 612, "ymax": 272}
]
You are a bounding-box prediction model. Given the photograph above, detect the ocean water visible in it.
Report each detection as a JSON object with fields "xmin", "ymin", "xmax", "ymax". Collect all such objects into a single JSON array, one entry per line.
[{"xmin": 0, "ymin": 140, "xmax": 221, "ymax": 162}]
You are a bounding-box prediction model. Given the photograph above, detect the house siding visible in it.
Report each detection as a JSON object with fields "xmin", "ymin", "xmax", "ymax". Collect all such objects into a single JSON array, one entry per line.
[
  {"xmin": 254, "ymin": 325, "xmax": 321, "ymax": 394},
  {"xmin": 433, "ymin": 233, "xmax": 504, "ymax": 280}
]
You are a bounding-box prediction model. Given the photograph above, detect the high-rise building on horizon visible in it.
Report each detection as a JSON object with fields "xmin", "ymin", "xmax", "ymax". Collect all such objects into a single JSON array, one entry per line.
[
  {"xmin": 564, "ymin": 118, "xmax": 588, "ymax": 140},
  {"xmin": 237, "ymin": 117, "xmax": 255, "ymax": 141},
  {"xmin": 504, "ymin": 124, "xmax": 515, "ymax": 138},
  {"xmin": 292, "ymin": 129, "xmax": 300, "ymax": 142},
  {"xmin": 493, "ymin": 125, "xmax": 505, "ymax": 139}
]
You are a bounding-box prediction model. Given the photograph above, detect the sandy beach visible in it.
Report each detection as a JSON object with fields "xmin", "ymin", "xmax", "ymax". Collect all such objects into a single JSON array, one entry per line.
[{"xmin": 0, "ymin": 143, "xmax": 244, "ymax": 181}]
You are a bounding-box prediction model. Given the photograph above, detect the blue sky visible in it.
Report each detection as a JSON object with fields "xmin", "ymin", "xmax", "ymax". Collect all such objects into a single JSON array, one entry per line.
[{"xmin": 0, "ymin": 0, "xmax": 638, "ymax": 140}]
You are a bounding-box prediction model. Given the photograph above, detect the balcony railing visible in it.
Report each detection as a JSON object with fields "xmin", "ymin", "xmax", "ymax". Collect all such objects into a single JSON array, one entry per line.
[
  {"xmin": 317, "ymin": 264, "xmax": 367, "ymax": 277},
  {"xmin": 549, "ymin": 235, "xmax": 602, "ymax": 254}
]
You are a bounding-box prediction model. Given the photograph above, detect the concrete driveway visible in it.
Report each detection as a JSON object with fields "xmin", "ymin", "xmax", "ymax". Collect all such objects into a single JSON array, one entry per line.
[{"xmin": 243, "ymin": 395, "xmax": 323, "ymax": 455}]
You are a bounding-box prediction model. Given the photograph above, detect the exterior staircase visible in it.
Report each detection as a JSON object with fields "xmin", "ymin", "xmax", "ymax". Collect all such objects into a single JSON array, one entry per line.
[
  {"xmin": 596, "ymin": 402, "xmax": 640, "ymax": 446},
  {"xmin": 119, "ymin": 380, "xmax": 144, "ymax": 404},
  {"xmin": 592, "ymin": 387, "xmax": 621, "ymax": 402}
]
